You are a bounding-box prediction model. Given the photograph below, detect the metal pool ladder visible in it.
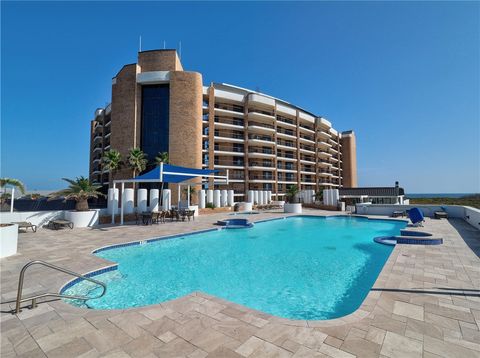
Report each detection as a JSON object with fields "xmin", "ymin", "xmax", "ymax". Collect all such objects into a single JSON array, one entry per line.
[{"xmin": 15, "ymin": 260, "xmax": 107, "ymax": 314}]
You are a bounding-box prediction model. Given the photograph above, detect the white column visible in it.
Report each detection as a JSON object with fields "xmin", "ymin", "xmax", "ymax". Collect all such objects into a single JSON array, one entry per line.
[
  {"xmin": 268, "ymin": 191, "xmax": 272, "ymax": 203},
  {"xmin": 137, "ymin": 189, "xmax": 148, "ymax": 212},
  {"xmin": 120, "ymin": 182, "xmax": 125, "ymax": 225},
  {"xmin": 221, "ymin": 190, "xmax": 228, "ymax": 207},
  {"xmin": 332, "ymin": 189, "xmax": 340, "ymax": 206},
  {"xmin": 123, "ymin": 188, "xmax": 134, "ymax": 214},
  {"xmin": 111, "ymin": 185, "xmax": 116, "ymax": 224},
  {"xmin": 213, "ymin": 190, "xmax": 221, "ymax": 208},
  {"xmin": 187, "ymin": 185, "xmax": 191, "ymax": 206},
  {"xmin": 108, "ymin": 188, "xmax": 119, "ymax": 215},
  {"xmin": 263, "ymin": 191, "xmax": 268, "ymax": 204},
  {"xmin": 149, "ymin": 189, "xmax": 159, "ymax": 212},
  {"xmin": 10, "ymin": 188, "xmax": 14, "ymax": 213},
  {"xmin": 254, "ymin": 191, "xmax": 259, "ymax": 205},
  {"xmin": 162, "ymin": 189, "xmax": 171, "ymax": 210},
  {"xmin": 248, "ymin": 190, "xmax": 254, "ymax": 203},
  {"xmin": 258, "ymin": 191, "xmax": 264, "ymax": 205},
  {"xmin": 199, "ymin": 190, "xmax": 206, "ymax": 209},
  {"xmin": 227, "ymin": 190, "xmax": 234, "ymax": 206},
  {"xmin": 207, "ymin": 189, "xmax": 213, "ymax": 205}
]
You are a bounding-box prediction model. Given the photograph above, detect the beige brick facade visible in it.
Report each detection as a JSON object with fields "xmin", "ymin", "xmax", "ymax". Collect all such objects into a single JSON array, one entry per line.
[
  {"xmin": 89, "ymin": 49, "xmax": 357, "ymax": 202},
  {"xmin": 340, "ymin": 131, "xmax": 358, "ymax": 187}
]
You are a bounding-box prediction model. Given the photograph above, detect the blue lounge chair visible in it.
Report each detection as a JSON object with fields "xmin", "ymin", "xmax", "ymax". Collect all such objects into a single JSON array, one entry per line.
[{"xmin": 408, "ymin": 207, "xmax": 424, "ymax": 227}]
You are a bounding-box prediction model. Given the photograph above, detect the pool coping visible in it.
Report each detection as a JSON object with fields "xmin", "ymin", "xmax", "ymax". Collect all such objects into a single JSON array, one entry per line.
[{"xmin": 58, "ymin": 213, "xmax": 410, "ymax": 327}]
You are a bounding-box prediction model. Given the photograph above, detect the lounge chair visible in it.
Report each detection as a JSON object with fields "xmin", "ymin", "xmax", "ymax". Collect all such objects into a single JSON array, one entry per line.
[
  {"xmin": 48, "ymin": 219, "xmax": 74, "ymax": 230},
  {"xmin": 434, "ymin": 210, "xmax": 448, "ymax": 219},
  {"xmin": 11, "ymin": 221, "xmax": 37, "ymax": 232},
  {"xmin": 408, "ymin": 208, "xmax": 424, "ymax": 227}
]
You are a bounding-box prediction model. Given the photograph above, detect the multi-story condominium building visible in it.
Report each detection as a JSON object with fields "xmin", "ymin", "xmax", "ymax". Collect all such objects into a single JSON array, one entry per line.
[{"xmin": 89, "ymin": 49, "xmax": 357, "ymax": 202}]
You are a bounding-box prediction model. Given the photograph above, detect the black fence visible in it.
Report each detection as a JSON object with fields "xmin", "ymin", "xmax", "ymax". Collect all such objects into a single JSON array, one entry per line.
[{"xmin": 11, "ymin": 197, "xmax": 107, "ymax": 212}]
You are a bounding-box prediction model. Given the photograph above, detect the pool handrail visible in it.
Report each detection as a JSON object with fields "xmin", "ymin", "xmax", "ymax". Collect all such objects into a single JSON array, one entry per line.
[{"xmin": 15, "ymin": 260, "xmax": 107, "ymax": 314}]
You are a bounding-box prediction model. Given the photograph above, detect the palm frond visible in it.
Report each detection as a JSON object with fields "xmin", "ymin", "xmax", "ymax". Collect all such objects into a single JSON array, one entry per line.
[{"xmin": 0, "ymin": 178, "xmax": 26, "ymax": 194}]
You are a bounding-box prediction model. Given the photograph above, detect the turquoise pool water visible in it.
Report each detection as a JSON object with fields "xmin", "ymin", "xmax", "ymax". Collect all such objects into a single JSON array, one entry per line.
[{"xmin": 64, "ymin": 216, "xmax": 406, "ymax": 320}]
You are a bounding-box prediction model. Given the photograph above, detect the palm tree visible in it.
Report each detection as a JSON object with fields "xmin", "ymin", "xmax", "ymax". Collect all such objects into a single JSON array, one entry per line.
[
  {"xmin": 285, "ymin": 185, "xmax": 299, "ymax": 204},
  {"xmin": 51, "ymin": 177, "xmax": 105, "ymax": 211},
  {"xmin": 155, "ymin": 152, "xmax": 169, "ymax": 206},
  {"xmin": 127, "ymin": 148, "xmax": 148, "ymax": 178},
  {"xmin": 182, "ymin": 186, "xmax": 196, "ymax": 204},
  {"xmin": 154, "ymin": 152, "xmax": 169, "ymax": 165},
  {"xmin": 0, "ymin": 178, "xmax": 26, "ymax": 194},
  {"xmin": 313, "ymin": 189, "xmax": 324, "ymax": 203},
  {"xmin": 102, "ymin": 149, "xmax": 123, "ymax": 188},
  {"xmin": 0, "ymin": 178, "xmax": 25, "ymax": 207}
]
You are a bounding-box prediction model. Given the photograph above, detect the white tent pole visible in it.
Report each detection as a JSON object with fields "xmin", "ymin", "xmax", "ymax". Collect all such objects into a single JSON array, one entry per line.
[
  {"xmin": 120, "ymin": 182, "xmax": 125, "ymax": 225},
  {"xmin": 178, "ymin": 184, "xmax": 181, "ymax": 207},
  {"xmin": 10, "ymin": 187, "xmax": 14, "ymax": 213},
  {"xmin": 187, "ymin": 184, "xmax": 190, "ymax": 206}
]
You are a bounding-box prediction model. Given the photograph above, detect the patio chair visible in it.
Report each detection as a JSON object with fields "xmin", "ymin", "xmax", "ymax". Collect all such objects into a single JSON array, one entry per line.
[
  {"xmin": 170, "ymin": 209, "xmax": 180, "ymax": 222},
  {"xmin": 186, "ymin": 209, "xmax": 195, "ymax": 221},
  {"xmin": 408, "ymin": 207, "xmax": 425, "ymax": 227},
  {"xmin": 11, "ymin": 221, "xmax": 37, "ymax": 233},
  {"xmin": 48, "ymin": 219, "xmax": 74, "ymax": 230}
]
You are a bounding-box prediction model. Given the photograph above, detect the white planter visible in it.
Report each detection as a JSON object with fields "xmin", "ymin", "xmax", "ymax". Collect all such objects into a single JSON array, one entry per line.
[
  {"xmin": 188, "ymin": 205, "xmax": 199, "ymax": 217},
  {"xmin": 65, "ymin": 210, "xmax": 99, "ymax": 228},
  {"xmin": 237, "ymin": 202, "xmax": 253, "ymax": 212},
  {"xmin": 284, "ymin": 203, "xmax": 302, "ymax": 214},
  {"xmin": 0, "ymin": 224, "xmax": 18, "ymax": 258}
]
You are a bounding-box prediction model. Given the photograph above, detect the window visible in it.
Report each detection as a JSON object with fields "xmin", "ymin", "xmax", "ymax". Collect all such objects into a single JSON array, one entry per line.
[{"xmin": 141, "ymin": 85, "xmax": 170, "ymax": 161}]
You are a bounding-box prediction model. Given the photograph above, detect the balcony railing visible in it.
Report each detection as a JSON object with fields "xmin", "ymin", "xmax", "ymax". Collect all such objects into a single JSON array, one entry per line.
[
  {"xmin": 278, "ymin": 153, "xmax": 295, "ymax": 159},
  {"xmin": 277, "ymin": 116, "xmax": 295, "ymax": 125},
  {"xmin": 250, "ymin": 175, "xmax": 274, "ymax": 180},
  {"xmin": 215, "ymin": 131, "xmax": 244, "ymax": 140},
  {"xmin": 248, "ymin": 147, "xmax": 274, "ymax": 155},
  {"xmin": 214, "ymin": 145, "xmax": 244, "ymax": 153},
  {"xmin": 300, "ymin": 144, "xmax": 315, "ymax": 152},
  {"xmin": 214, "ymin": 160, "xmax": 244, "ymax": 167},
  {"xmin": 249, "ymin": 161, "xmax": 274, "ymax": 168},
  {"xmin": 248, "ymin": 134, "xmax": 274, "ymax": 142},
  {"xmin": 248, "ymin": 121, "xmax": 274, "ymax": 129},
  {"xmin": 215, "ymin": 103, "xmax": 244, "ymax": 113},
  {"xmin": 214, "ymin": 116, "xmax": 244, "ymax": 127},
  {"xmin": 277, "ymin": 140, "xmax": 295, "ymax": 147}
]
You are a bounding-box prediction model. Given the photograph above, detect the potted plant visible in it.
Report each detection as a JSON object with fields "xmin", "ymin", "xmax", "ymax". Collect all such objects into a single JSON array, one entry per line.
[
  {"xmin": 51, "ymin": 177, "xmax": 105, "ymax": 227},
  {"xmin": 284, "ymin": 185, "xmax": 302, "ymax": 213}
]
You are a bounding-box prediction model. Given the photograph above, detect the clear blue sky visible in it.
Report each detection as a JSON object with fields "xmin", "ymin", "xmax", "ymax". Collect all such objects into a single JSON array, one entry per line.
[{"xmin": 1, "ymin": 1, "xmax": 479, "ymax": 193}]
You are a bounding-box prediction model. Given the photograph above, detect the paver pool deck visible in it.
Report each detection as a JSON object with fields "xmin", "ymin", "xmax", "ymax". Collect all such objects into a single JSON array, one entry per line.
[{"xmin": 1, "ymin": 209, "xmax": 479, "ymax": 358}]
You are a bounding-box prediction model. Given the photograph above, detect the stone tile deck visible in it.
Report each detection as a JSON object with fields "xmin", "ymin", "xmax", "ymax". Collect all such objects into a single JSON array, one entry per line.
[{"xmin": 1, "ymin": 210, "xmax": 479, "ymax": 357}]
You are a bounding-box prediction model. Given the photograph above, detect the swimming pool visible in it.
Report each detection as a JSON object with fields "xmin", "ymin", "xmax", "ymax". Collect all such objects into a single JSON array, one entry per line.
[{"xmin": 63, "ymin": 216, "xmax": 406, "ymax": 320}]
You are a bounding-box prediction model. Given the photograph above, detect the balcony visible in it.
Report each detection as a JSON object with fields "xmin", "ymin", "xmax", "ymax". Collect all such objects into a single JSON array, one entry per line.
[
  {"xmin": 276, "ymin": 116, "xmax": 296, "ymax": 129},
  {"xmin": 318, "ymin": 130, "xmax": 331, "ymax": 139},
  {"xmin": 213, "ymin": 145, "xmax": 245, "ymax": 156},
  {"xmin": 214, "ymin": 116, "xmax": 244, "ymax": 129},
  {"xmin": 299, "ymin": 145, "xmax": 315, "ymax": 154},
  {"xmin": 318, "ymin": 150, "xmax": 332, "ymax": 159},
  {"xmin": 248, "ymin": 93, "xmax": 275, "ymax": 108},
  {"xmin": 277, "ymin": 153, "xmax": 296, "ymax": 162},
  {"xmin": 214, "ymin": 131, "xmax": 245, "ymax": 143},
  {"xmin": 276, "ymin": 139, "xmax": 296, "ymax": 150},
  {"xmin": 214, "ymin": 160, "xmax": 245, "ymax": 169},
  {"xmin": 298, "ymin": 124, "xmax": 315, "ymax": 134},
  {"xmin": 248, "ymin": 110, "xmax": 275, "ymax": 123},
  {"xmin": 214, "ymin": 103, "xmax": 244, "ymax": 117},
  {"xmin": 248, "ymin": 134, "xmax": 275, "ymax": 146},
  {"xmin": 299, "ymin": 135, "xmax": 315, "ymax": 145},
  {"xmin": 248, "ymin": 121, "xmax": 275, "ymax": 134},
  {"xmin": 300, "ymin": 157, "xmax": 316, "ymax": 165},
  {"xmin": 248, "ymin": 147, "xmax": 275, "ymax": 158},
  {"xmin": 248, "ymin": 161, "xmax": 275, "ymax": 171},
  {"xmin": 249, "ymin": 174, "xmax": 275, "ymax": 183},
  {"xmin": 276, "ymin": 128, "xmax": 296, "ymax": 140}
]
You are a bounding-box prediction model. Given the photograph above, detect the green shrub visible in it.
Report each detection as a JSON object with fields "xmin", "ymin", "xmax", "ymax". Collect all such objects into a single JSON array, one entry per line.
[{"xmin": 205, "ymin": 202, "xmax": 216, "ymax": 209}]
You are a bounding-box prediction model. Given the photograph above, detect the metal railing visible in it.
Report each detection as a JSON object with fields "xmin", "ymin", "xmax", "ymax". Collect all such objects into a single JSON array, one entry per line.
[{"xmin": 15, "ymin": 260, "xmax": 107, "ymax": 314}]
